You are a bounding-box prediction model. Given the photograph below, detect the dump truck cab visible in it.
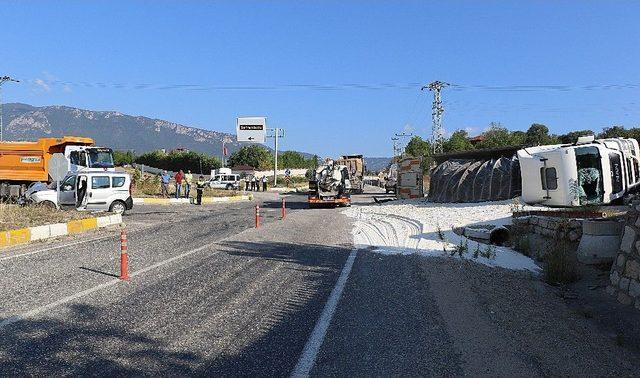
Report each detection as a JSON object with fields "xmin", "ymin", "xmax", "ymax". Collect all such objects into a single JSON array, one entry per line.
[{"xmin": 518, "ymin": 137, "xmax": 640, "ymax": 206}]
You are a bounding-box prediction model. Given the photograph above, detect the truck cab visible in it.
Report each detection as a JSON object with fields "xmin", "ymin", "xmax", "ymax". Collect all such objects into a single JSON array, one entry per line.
[
  {"xmin": 518, "ymin": 137, "xmax": 640, "ymax": 206},
  {"xmin": 67, "ymin": 146, "xmax": 115, "ymax": 172}
]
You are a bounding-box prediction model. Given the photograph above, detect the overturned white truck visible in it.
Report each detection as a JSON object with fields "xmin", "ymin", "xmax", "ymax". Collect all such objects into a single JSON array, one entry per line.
[{"xmin": 518, "ymin": 136, "xmax": 640, "ymax": 206}]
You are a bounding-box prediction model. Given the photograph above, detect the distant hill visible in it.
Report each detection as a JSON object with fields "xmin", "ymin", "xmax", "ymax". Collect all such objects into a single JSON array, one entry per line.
[
  {"xmin": 364, "ymin": 157, "xmax": 392, "ymax": 172},
  {"xmin": 2, "ymin": 103, "xmax": 247, "ymax": 156}
]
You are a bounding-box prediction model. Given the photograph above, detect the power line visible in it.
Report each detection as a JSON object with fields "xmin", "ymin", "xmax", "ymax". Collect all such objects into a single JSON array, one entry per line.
[{"xmin": 24, "ymin": 78, "xmax": 640, "ymax": 93}]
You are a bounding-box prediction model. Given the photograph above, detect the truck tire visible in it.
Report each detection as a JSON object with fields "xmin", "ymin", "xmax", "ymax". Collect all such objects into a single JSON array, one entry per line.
[
  {"xmin": 109, "ymin": 200, "xmax": 127, "ymax": 215},
  {"xmin": 226, "ymin": 184, "xmax": 233, "ymax": 190}
]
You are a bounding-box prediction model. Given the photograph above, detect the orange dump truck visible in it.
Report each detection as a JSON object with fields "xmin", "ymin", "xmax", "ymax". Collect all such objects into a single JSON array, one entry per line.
[{"xmin": 0, "ymin": 136, "xmax": 114, "ymax": 198}]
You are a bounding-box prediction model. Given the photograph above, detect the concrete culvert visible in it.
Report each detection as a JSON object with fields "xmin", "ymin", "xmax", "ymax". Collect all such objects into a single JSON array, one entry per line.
[{"xmin": 489, "ymin": 226, "xmax": 510, "ymax": 246}]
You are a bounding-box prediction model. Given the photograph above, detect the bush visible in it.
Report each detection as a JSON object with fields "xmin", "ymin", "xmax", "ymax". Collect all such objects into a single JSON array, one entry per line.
[{"xmin": 544, "ymin": 238, "xmax": 579, "ymax": 284}]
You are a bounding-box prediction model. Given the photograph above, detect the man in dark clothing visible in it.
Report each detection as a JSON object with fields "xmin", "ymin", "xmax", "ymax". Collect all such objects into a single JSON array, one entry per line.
[
  {"xmin": 195, "ymin": 175, "xmax": 207, "ymax": 205},
  {"xmin": 262, "ymin": 175, "xmax": 268, "ymax": 191}
]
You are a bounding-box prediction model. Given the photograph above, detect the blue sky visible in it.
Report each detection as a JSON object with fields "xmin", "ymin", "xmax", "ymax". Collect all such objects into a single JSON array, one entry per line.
[{"xmin": 1, "ymin": 1, "xmax": 639, "ymax": 157}]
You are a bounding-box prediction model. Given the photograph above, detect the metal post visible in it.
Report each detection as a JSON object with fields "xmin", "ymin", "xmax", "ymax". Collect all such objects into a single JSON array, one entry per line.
[
  {"xmin": 120, "ymin": 229, "xmax": 129, "ymax": 280},
  {"xmin": 274, "ymin": 127, "xmax": 279, "ymax": 187},
  {"xmin": 281, "ymin": 198, "xmax": 286, "ymax": 219}
]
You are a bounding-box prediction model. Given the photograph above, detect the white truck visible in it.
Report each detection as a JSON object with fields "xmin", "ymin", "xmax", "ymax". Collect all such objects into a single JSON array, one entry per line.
[
  {"xmin": 517, "ymin": 136, "xmax": 640, "ymax": 206},
  {"xmin": 308, "ymin": 160, "xmax": 352, "ymax": 207}
]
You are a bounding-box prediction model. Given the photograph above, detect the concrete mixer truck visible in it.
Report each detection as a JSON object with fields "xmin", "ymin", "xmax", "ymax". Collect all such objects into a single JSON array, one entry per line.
[{"xmin": 308, "ymin": 160, "xmax": 352, "ymax": 208}]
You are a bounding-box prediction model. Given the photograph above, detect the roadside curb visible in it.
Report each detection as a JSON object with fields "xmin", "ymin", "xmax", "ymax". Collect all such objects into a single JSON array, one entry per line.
[
  {"xmin": 0, "ymin": 214, "xmax": 123, "ymax": 249},
  {"xmin": 132, "ymin": 195, "xmax": 252, "ymax": 205}
]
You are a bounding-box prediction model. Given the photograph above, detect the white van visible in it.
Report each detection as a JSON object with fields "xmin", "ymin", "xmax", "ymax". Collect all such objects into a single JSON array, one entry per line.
[
  {"xmin": 30, "ymin": 171, "xmax": 134, "ymax": 214},
  {"xmin": 209, "ymin": 173, "xmax": 240, "ymax": 190}
]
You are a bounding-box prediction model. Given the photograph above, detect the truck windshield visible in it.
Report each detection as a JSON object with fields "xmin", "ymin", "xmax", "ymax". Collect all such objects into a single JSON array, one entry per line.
[
  {"xmin": 88, "ymin": 149, "xmax": 114, "ymax": 168},
  {"xmin": 574, "ymin": 146, "xmax": 604, "ymax": 204}
]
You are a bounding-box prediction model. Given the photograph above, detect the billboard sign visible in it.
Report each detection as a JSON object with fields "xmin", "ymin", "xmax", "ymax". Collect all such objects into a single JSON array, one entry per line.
[{"xmin": 236, "ymin": 117, "xmax": 266, "ymax": 143}]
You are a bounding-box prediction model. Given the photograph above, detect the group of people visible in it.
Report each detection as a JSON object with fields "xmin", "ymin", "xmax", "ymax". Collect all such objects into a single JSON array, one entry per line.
[
  {"xmin": 244, "ymin": 175, "xmax": 268, "ymax": 192},
  {"xmin": 160, "ymin": 170, "xmax": 208, "ymax": 205}
]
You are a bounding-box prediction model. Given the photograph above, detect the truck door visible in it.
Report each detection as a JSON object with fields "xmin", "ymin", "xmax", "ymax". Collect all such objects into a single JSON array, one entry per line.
[
  {"xmin": 86, "ymin": 175, "xmax": 111, "ymax": 211},
  {"xmin": 76, "ymin": 175, "xmax": 89, "ymax": 209}
]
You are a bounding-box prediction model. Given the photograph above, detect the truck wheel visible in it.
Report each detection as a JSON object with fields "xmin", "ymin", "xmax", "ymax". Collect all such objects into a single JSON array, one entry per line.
[
  {"xmin": 226, "ymin": 184, "xmax": 233, "ymax": 190},
  {"xmin": 109, "ymin": 200, "xmax": 127, "ymax": 214}
]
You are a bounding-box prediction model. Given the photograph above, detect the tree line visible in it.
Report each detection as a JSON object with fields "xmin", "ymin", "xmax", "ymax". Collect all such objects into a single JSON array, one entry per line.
[
  {"xmin": 113, "ymin": 146, "xmax": 318, "ymax": 172},
  {"xmin": 403, "ymin": 123, "xmax": 640, "ymax": 171}
]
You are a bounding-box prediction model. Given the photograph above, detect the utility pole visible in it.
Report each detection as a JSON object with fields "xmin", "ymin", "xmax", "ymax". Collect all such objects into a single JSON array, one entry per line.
[
  {"xmin": 267, "ymin": 127, "xmax": 285, "ymax": 186},
  {"xmin": 395, "ymin": 132, "xmax": 413, "ymax": 158},
  {"xmin": 391, "ymin": 137, "xmax": 400, "ymax": 160},
  {"xmin": 421, "ymin": 80, "xmax": 449, "ymax": 154},
  {"xmin": 0, "ymin": 76, "xmax": 20, "ymax": 141},
  {"xmin": 221, "ymin": 136, "xmax": 232, "ymax": 167}
]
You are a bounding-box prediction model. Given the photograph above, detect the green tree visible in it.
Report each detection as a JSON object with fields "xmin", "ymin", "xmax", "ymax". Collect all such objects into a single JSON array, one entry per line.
[
  {"xmin": 404, "ymin": 136, "xmax": 431, "ymax": 157},
  {"xmin": 524, "ymin": 123, "xmax": 552, "ymax": 146},
  {"xmin": 279, "ymin": 150, "xmax": 316, "ymax": 168},
  {"xmin": 444, "ymin": 130, "xmax": 474, "ymax": 152},
  {"xmin": 598, "ymin": 125, "xmax": 630, "ymax": 139},
  {"xmin": 403, "ymin": 135, "xmax": 432, "ymax": 172},
  {"xmin": 113, "ymin": 150, "xmax": 136, "ymax": 166},
  {"xmin": 476, "ymin": 123, "xmax": 515, "ymax": 149},
  {"xmin": 558, "ymin": 130, "xmax": 594, "ymax": 144},
  {"xmin": 135, "ymin": 150, "xmax": 221, "ymax": 173},
  {"xmin": 227, "ymin": 145, "xmax": 274, "ymax": 170}
]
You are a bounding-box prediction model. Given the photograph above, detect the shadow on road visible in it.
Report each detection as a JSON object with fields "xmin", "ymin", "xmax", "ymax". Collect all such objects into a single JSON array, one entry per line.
[
  {"xmin": 0, "ymin": 303, "xmax": 202, "ymax": 376},
  {"xmin": 195, "ymin": 240, "xmax": 351, "ymax": 376}
]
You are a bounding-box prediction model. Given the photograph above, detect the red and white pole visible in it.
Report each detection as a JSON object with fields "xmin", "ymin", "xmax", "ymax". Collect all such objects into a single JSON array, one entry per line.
[
  {"xmin": 120, "ymin": 229, "xmax": 129, "ymax": 280},
  {"xmin": 281, "ymin": 198, "xmax": 286, "ymax": 219},
  {"xmin": 255, "ymin": 204, "xmax": 260, "ymax": 228}
]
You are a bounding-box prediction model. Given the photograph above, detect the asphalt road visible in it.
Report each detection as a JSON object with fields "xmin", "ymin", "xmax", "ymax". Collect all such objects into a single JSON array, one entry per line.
[{"xmin": 2, "ymin": 187, "xmax": 638, "ymax": 376}]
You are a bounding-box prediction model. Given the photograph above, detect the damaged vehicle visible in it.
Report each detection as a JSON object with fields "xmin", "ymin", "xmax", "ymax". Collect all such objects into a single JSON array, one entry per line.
[
  {"xmin": 28, "ymin": 171, "xmax": 134, "ymax": 214},
  {"xmin": 518, "ymin": 136, "xmax": 640, "ymax": 206}
]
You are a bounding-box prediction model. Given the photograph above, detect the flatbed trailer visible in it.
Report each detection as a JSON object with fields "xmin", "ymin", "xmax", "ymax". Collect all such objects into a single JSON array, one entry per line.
[{"xmin": 307, "ymin": 180, "xmax": 351, "ymax": 207}]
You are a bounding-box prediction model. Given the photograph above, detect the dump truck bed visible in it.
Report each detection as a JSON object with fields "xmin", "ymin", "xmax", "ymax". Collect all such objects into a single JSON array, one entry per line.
[{"xmin": 0, "ymin": 137, "xmax": 94, "ymax": 183}]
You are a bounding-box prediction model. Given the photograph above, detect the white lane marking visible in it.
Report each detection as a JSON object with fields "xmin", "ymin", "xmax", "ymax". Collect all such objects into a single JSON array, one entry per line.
[
  {"xmin": 291, "ymin": 249, "xmax": 358, "ymax": 378},
  {"xmin": 0, "ymin": 243, "xmax": 220, "ymax": 331}
]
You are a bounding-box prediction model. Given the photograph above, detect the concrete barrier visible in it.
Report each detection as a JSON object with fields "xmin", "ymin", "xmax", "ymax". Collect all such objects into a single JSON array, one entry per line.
[{"xmin": 0, "ymin": 214, "xmax": 123, "ymax": 249}]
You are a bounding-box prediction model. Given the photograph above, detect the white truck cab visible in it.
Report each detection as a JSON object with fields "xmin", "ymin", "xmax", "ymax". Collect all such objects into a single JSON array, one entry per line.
[
  {"xmin": 30, "ymin": 171, "xmax": 133, "ymax": 214},
  {"xmin": 67, "ymin": 146, "xmax": 115, "ymax": 172},
  {"xmin": 518, "ymin": 137, "xmax": 640, "ymax": 206}
]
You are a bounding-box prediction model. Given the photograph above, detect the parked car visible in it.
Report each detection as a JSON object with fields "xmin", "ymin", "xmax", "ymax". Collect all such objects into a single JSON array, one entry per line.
[
  {"xmin": 209, "ymin": 173, "xmax": 240, "ymax": 190},
  {"xmin": 29, "ymin": 171, "xmax": 134, "ymax": 214}
]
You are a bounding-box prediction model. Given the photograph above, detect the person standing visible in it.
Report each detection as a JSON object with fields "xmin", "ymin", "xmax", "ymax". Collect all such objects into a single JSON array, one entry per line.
[
  {"xmin": 184, "ymin": 170, "xmax": 193, "ymax": 198},
  {"xmin": 244, "ymin": 176, "xmax": 250, "ymax": 191},
  {"xmin": 262, "ymin": 175, "xmax": 268, "ymax": 191},
  {"xmin": 251, "ymin": 176, "xmax": 257, "ymax": 191},
  {"xmin": 195, "ymin": 175, "xmax": 207, "ymax": 205},
  {"xmin": 160, "ymin": 170, "xmax": 171, "ymax": 198},
  {"xmin": 174, "ymin": 170, "xmax": 183, "ymax": 198}
]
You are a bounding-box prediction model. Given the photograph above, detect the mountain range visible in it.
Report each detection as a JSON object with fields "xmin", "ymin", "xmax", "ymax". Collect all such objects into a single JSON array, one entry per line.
[
  {"xmin": 2, "ymin": 103, "xmax": 391, "ymax": 169},
  {"xmin": 2, "ymin": 103, "xmax": 243, "ymax": 156}
]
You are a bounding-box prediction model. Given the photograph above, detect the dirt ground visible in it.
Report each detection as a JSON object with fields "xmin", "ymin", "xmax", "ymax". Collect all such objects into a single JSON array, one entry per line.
[{"xmin": 0, "ymin": 204, "xmax": 94, "ymax": 231}]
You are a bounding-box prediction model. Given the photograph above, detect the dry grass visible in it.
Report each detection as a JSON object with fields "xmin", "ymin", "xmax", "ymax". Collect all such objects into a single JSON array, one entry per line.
[{"xmin": 0, "ymin": 204, "xmax": 93, "ymax": 232}]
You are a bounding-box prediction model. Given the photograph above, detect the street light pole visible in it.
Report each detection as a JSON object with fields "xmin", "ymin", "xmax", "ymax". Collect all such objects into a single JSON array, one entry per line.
[{"xmin": 0, "ymin": 76, "xmax": 20, "ymax": 142}]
